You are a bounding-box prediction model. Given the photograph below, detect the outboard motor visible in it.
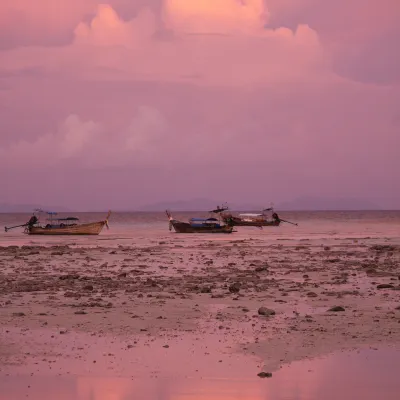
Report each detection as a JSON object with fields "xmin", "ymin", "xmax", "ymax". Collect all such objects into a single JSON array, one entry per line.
[
  {"xmin": 272, "ymin": 212, "xmax": 280, "ymax": 222},
  {"xmin": 27, "ymin": 215, "xmax": 38, "ymax": 226}
]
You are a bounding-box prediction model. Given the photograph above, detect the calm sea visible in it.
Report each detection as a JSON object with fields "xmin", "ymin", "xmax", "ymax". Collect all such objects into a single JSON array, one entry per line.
[{"xmin": 0, "ymin": 210, "xmax": 399, "ymax": 247}]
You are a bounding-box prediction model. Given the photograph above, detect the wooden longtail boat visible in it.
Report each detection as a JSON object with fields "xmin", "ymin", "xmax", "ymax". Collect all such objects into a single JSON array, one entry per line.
[
  {"xmin": 223, "ymin": 214, "xmax": 281, "ymax": 227},
  {"xmin": 222, "ymin": 207, "xmax": 298, "ymax": 227},
  {"xmin": 166, "ymin": 206, "xmax": 234, "ymax": 234},
  {"xmin": 5, "ymin": 210, "xmax": 111, "ymax": 236}
]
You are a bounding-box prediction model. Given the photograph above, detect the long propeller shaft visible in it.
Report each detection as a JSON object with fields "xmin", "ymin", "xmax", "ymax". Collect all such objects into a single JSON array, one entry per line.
[{"xmin": 4, "ymin": 223, "xmax": 28, "ymax": 232}]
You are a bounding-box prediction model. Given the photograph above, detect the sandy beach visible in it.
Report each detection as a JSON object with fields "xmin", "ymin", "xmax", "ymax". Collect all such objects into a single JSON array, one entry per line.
[{"xmin": 1, "ymin": 230, "xmax": 399, "ymax": 392}]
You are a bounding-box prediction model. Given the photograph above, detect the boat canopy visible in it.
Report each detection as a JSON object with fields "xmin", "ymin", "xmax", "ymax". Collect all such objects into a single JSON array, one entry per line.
[
  {"xmin": 56, "ymin": 217, "xmax": 79, "ymax": 221},
  {"xmin": 239, "ymin": 213, "xmax": 263, "ymax": 217},
  {"xmin": 34, "ymin": 208, "xmax": 58, "ymax": 215}
]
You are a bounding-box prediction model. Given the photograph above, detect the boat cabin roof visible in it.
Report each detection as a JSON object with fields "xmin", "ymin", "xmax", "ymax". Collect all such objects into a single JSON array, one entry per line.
[
  {"xmin": 56, "ymin": 217, "xmax": 79, "ymax": 221},
  {"xmin": 239, "ymin": 213, "xmax": 263, "ymax": 217}
]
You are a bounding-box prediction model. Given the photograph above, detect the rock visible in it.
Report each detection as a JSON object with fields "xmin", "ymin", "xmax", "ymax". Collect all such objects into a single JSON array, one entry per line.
[
  {"xmin": 255, "ymin": 266, "xmax": 268, "ymax": 273},
  {"xmin": 117, "ymin": 272, "xmax": 127, "ymax": 278},
  {"xmin": 74, "ymin": 310, "xmax": 87, "ymax": 315},
  {"xmin": 163, "ymin": 345, "xmax": 169, "ymax": 348},
  {"xmin": 395, "ymin": 306, "xmax": 400, "ymax": 311},
  {"xmin": 83, "ymin": 285, "xmax": 94, "ymax": 291},
  {"xmin": 257, "ymin": 372, "xmax": 272, "ymax": 378},
  {"xmin": 328, "ymin": 306, "xmax": 345, "ymax": 312},
  {"xmin": 201, "ymin": 287, "xmax": 212, "ymax": 293},
  {"xmin": 12, "ymin": 312, "xmax": 25, "ymax": 317},
  {"xmin": 377, "ymin": 284, "xmax": 394, "ymax": 289},
  {"xmin": 229, "ymin": 283, "xmax": 241, "ymax": 293},
  {"xmin": 307, "ymin": 292, "xmax": 318, "ymax": 298},
  {"xmin": 258, "ymin": 307, "xmax": 275, "ymax": 316}
]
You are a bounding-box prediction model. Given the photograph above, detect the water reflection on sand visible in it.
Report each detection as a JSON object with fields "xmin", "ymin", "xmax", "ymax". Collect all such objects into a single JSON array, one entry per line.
[{"xmin": 1, "ymin": 348, "xmax": 399, "ymax": 400}]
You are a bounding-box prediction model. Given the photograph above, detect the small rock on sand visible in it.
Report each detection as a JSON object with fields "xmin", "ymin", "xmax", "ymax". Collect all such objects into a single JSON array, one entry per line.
[
  {"xmin": 229, "ymin": 283, "xmax": 241, "ymax": 293},
  {"xmin": 328, "ymin": 306, "xmax": 345, "ymax": 312},
  {"xmin": 377, "ymin": 284, "xmax": 394, "ymax": 289},
  {"xmin": 257, "ymin": 372, "xmax": 272, "ymax": 378},
  {"xmin": 12, "ymin": 312, "xmax": 25, "ymax": 317},
  {"xmin": 258, "ymin": 307, "xmax": 275, "ymax": 316}
]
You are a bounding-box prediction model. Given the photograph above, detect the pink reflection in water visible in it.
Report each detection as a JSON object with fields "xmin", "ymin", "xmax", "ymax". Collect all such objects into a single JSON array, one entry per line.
[{"xmin": 1, "ymin": 348, "xmax": 399, "ymax": 400}]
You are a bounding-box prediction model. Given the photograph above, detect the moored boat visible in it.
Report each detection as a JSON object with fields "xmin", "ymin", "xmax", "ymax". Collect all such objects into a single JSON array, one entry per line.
[
  {"xmin": 222, "ymin": 207, "xmax": 297, "ymax": 227},
  {"xmin": 5, "ymin": 210, "xmax": 111, "ymax": 235},
  {"xmin": 166, "ymin": 206, "xmax": 234, "ymax": 234}
]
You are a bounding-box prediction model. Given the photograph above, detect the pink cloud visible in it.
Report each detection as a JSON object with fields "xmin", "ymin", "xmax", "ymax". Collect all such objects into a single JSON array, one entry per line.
[
  {"xmin": 0, "ymin": 3, "xmax": 327, "ymax": 86},
  {"xmin": 0, "ymin": 1, "xmax": 399, "ymax": 209},
  {"xmin": 163, "ymin": 0, "xmax": 268, "ymax": 34},
  {"xmin": 0, "ymin": 0, "xmax": 98, "ymax": 49},
  {"xmin": 266, "ymin": 0, "xmax": 400, "ymax": 84}
]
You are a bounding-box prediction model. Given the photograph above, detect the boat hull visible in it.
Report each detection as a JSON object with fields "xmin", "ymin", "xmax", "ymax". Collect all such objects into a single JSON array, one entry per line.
[
  {"xmin": 27, "ymin": 221, "xmax": 107, "ymax": 235},
  {"xmin": 170, "ymin": 220, "xmax": 233, "ymax": 234},
  {"xmin": 223, "ymin": 216, "xmax": 281, "ymax": 227}
]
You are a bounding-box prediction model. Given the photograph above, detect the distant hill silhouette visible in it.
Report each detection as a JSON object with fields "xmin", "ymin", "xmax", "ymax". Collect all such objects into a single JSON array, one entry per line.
[
  {"xmin": 0, "ymin": 203, "xmax": 72, "ymax": 213},
  {"xmin": 138, "ymin": 196, "xmax": 382, "ymax": 212},
  {"xmin": 137, "ymin": 198, "xmax": 228, "ymax": 212},
  {"xmin": 276, "ymin": 197, "xmax": 381, "ymax": 211}
]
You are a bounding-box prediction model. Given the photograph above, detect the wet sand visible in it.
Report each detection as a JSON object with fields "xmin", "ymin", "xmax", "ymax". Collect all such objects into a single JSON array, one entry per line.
[{"xmin": 1, "ymin": 235, "xmax": 400, "ymax": 398}]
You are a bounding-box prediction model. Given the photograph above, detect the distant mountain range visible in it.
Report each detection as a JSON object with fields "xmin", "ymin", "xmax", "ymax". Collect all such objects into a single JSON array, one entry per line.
[
  {"xmin": 0, "ymin": 196, "xmax": 388, "ymax": 213},
  {"xmin": 137, "ymin": 196, "xmax": 383, "ymax": 211},
  {"xmin": 276, "ymin": 196, "xmax": 381, "ymax": 211},
  {"xmin": 0, "ymin": 203, "xmax": 72, "ymax": 213}
]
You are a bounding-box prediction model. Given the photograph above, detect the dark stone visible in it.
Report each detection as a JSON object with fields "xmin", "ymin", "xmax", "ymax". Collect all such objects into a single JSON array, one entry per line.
[
  {"xmin": 74, "ymin": 310, "xmax": 87, "ymax": 315},
  {"xmin": 83, "ymin": 285, "xmax": 94, "ymax": 291},
  {"xmin": 12, "ymin": 312, "xmax": 25, "ymax": 317},
  {"xmin": 257, "ymin": 372, "xmax": 272, "ymax": 378},
  {"xmin": 307, "ymin": 292, "xmax": 318, "ymax": 298},
  {"xmin": 258, "ymin": 307, "xmax": 275, "ymax": 316},
  {"xmin": 229, "ymin": 282, "xmax": 241, "ymax": 293},
  {"xmin": 377, "ymin": 284, "xmax": 394, "ymax": 289},
  {"xmin": 328, "ymin": 306, "xmax": 345, "ymax": 312}
]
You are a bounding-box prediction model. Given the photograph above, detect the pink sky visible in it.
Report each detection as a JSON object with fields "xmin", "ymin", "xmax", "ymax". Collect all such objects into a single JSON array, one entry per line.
[{"xmin": 1, "ymin": 0, "xmax": 399, "ymax": 210}]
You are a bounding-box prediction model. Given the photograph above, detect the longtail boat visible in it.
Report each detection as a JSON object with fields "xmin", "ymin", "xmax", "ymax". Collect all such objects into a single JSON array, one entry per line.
[
  {"xmin": 5, "ymin": 210, "xmax": 111, "ymax": 235},
  {"xmin": 222, "ymin": 207, "xmax": 298, "ymax": 227},
  {"xmin": 166, "ymin": 206, "xmax": 234, "ymax": 234}
]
